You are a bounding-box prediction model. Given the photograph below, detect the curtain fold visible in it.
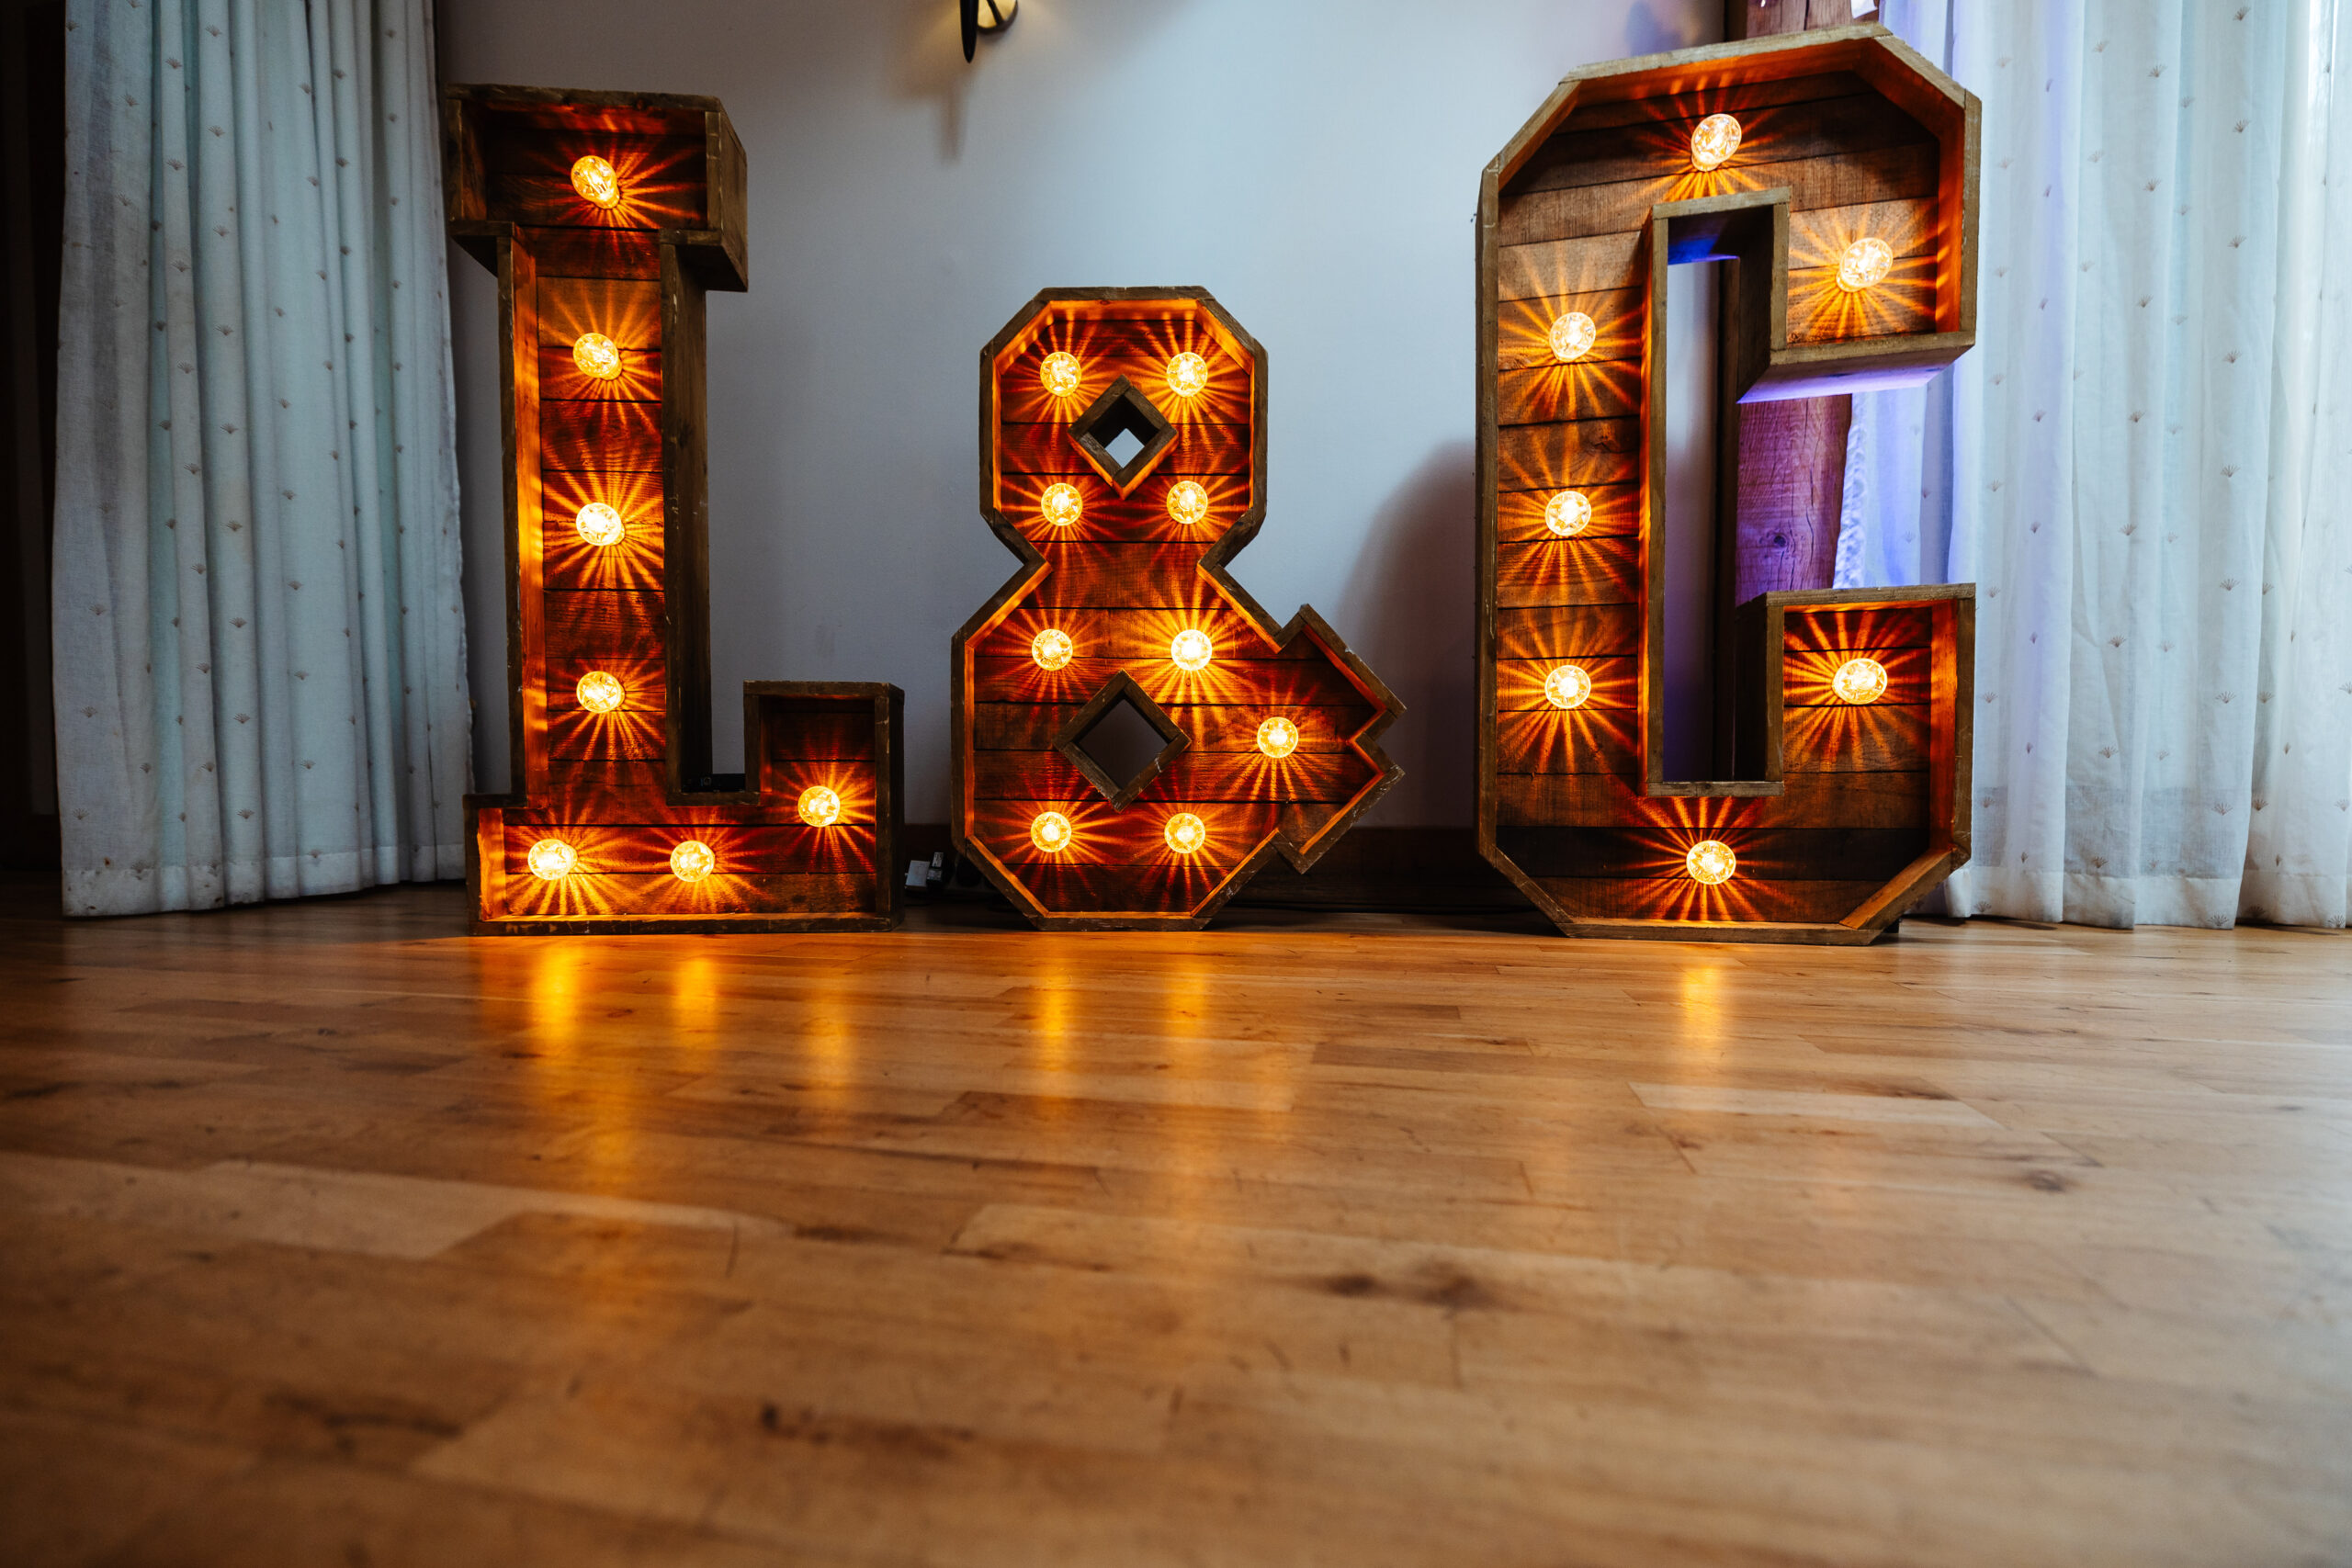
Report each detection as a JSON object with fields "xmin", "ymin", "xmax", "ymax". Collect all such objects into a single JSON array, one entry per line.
[
  {"xmin": 53, "ymin": 0, "xmax": 468, "ymax": 917},
  {"xmin": 1836, "ymin": 0, "xmax": 2352, "ymax": 930}
]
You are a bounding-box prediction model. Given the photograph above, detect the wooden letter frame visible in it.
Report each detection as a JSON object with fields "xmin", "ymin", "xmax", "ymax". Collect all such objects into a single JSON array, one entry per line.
[
  {"xmin": 1475, "ymin": 26, "xmax": 1980, "ymax": 943},
  {"xmin": 953, "ymin": 288, "xmax": 1403, "ymax": 931},
  {"xmin": 447, "ymin": 85, "xmax": 903, "ymax": 933}
]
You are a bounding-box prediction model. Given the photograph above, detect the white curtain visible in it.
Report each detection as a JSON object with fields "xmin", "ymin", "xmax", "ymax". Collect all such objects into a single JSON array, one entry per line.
[
  {"xmin": 52, "ymin": 0, "xmax": 469, "ymax": 916},
  {"xmin": 1838, "ymin": 0, "xmax": 2352, "ymax": 930}
]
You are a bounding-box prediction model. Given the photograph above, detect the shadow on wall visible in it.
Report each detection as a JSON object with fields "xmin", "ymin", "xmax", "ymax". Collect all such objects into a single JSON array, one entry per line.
[
  {"xmin": 1342, "ymin": 441, "xmax": 1476, "ymax": 824},
  {"xmin": 888, "ymin": 0, "xmax": 1193, "ymax": 161}
]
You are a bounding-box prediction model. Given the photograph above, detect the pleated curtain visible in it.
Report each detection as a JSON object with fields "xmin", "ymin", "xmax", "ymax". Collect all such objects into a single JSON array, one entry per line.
[
  {"xmin": 52, "ymin": 0, "xmax": 469, "ymax": 916},
  {"xmin": 1837, "ymin": 0, "xmax": 2352, "ymax": 930}
]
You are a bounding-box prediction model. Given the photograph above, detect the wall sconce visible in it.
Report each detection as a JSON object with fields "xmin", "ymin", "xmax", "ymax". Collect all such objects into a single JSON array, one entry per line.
[{"xmin": 962, "ymin": 0, "xmax": 1017, "ymax": 62}]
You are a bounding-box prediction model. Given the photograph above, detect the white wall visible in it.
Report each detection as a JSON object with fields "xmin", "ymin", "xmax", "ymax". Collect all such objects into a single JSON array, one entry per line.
[{"xmin": 441, "ymin": 0, "xmax": 1720, "ymax": 824}]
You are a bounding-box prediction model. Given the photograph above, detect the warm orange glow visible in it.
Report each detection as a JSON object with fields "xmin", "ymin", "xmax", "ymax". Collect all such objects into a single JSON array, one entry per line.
[
  {"xmin": 1040, "ymin": 482, "xmax": 1083, "ymax": 528},
  {"xmin": 574, "ymin": 502, "xmax": 626, "ymax": 547},
  {"xmin": 669, "ymin": 839, "xmax": 716, "ymax": 883},
  {"xmin": 1544, "ymin": 491, "xmax": 1591, "ymax": 537},
  {"xmin": 1164, "ymin": 352, "xmax": 1210, "ymax": 398},
  {"xmin": 1170, "ymin": 627, "xmax": 1214, "ymax": 671},
  {"xmin": 526, "ymin": 838, "xmax": 578, "ymax": 882},
  {"xmin": 1548, "ymin": 311, "xmax": 1597, "ymax": 363},
  {"xmin": 1833, "ymin": 657, "xmax": 1889, "ymax": 704},
  {"xmin": 1163, "ymin": 812, "xmax": 1207, "ymax": 855},
  {"xmin": 1030, "ymin": 810, "xmax": 1073, "ymax": 853},
  {"xmin": 1690, "ymin": 113, "xmax": 1741, "ymax": 172},
  {"xmin": 576, "ymin": 671, "xmax": 625, "ymax": 714},
  {"xmin": 572, "ymin": 333, "xmax": 623, "ymax": 381},
  {"xmin": 1031, "ymin": 627, "xmax": 1074, "ymax": 671},
  {"xmin": 1838, "ymin": 237, "xmax": 1895, "ymax": 293},
  {"xmin": 1256, "ymin": 717, "xmax": 1299, "ymax": 759},
  {"xmin": 1544, "ymin": 665, "xmax": 1592, "ymax": 710},
  {"xmin": 1166, "ymin": 479, "xmax": 1210, "ymax": 528},
  {"xmin": 797, "ymin": 786, "xmax": 842, "ymax": 828},
  {"xmin": 570, "ymin": 155, "xmax": 621, "ymax": 209},
  {"xmin": 1686, "ymin": 840, "xmax": 1736, "ymax": 886},
  {"xmin": 1039, "ymin": 351, "xmax": 1082, "ymax": 398}
]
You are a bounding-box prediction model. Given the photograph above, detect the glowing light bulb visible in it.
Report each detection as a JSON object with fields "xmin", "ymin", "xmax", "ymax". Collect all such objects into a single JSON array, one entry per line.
[
  {"xmin": 1030, "ymin": 810, "xmax": 1073, "ymax": 854},
  {"xmin": 1838, "ymin": 237, "xmax": 1895, "ymax": 293},
  {"xmin": 1039, "ymin": 351, "xmax": 1082, "ymax": 398},
  {"xmin": 1039, "ymin": 482, "xmax": 1083, "ymax": 528},
  {"xmin": 1170, "ymin": 627, "xmax": 1214, "ymax": 671},
  {"xmin": 1544, "ymin": 491, "xmax": 1592, "ymax": 537},
  {"xmin": 1256, "ymin": 717, "xmax": 1299, "ymax": 759},
  {"xmin": 575, "ymin": 671, "xmax": 625, "ymax": 714},
  {"xmin": 570, "ymin": 155, "xmax": 622, "ymax": 210},
  {"xmin": 1686, "ymin": 840, "xmax": 1736, "ymax": 886},
  {"xmin": 1164, "ymin": 352, "xmax": 1210, "ymax": 398},
  {"xmin": 1163, "ymin": 812, "xmax": 1207, "ymax": 855},
  {"xmin": 572, "ymin": 333, "xmax": 623, "ymax": 381},
  {"xmin": 1166, "ymin": 479, "xmax": 1210, "ymax": 528},
  {"xmin": 797, "ymin": 786, "xmax": 842, "ymax": 828},
  {"xmin": 526, "ymin": 838, "xmax": 577, "ymax": 882},
  {"xmin": 1544, "ymin": 665, "xmax": 1592, "ymax": 710},
  {"xmin": 1031, "ymin": 627, "xmax": 1074, "ymax": 671},
  {"xmin": 574, "ymin": 502, "xmax": 626, "ymax": 547},
  {"xmin": 1690, "ymin": 113, "xmax": 1742, "ymax": 173},
  {"xmin": 1833, "ymin": 656, "xmax": 1889, "ymax": 705},
  {"xmin": 1548, "ymin": 311, "xmax": 1597, "ymax": 363},
  {"xmin": 669, "ymin": 839, "xmax": 715, "ymax": 883}
]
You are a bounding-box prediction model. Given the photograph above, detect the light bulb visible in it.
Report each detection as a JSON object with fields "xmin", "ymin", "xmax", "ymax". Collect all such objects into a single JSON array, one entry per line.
[
  {"xmin": 1544, "ymin": 491, "xmax": 1592, "ymax": 537},
  {"xmin": 1030, "ymin": 810, "xmax": 1073, "ymax": 853},
  {"xmin": 574, "ymin": 502, "xmax": 626, "ymax": 547},
  {"xmin": 797, "ymin": 786, "xmax": 842, "ymax": 828},
  {"xmin": 1256, "ymin": 717, "xmax": 1299, "ymax": 759},
  {"xmin": 669, "ymin": 840, "xmax": 715, "ymax": 883},
  {"xmin": 575, "ymin": 671, "xmax": 625, "ymax": 713},
  {"xmin": 1833, "ymin": 657, "xmax": 1889, "ymax": 705},
  {"xmin": 1039, "ymin": 351, "xmax": 1082, "ymax": 398},
  {"xmin": 526, "ymin": 838, "xmax": 577, "ymax": 882},
  {"xmin": 1166, "ymin": 479, "xmax": 1210, "ymax": 528},
  {"xmin": 1690, "ymin": 113, "xmax": 1742, "ymax": 173},
  {"xmin": 1031, "ymin": 627, "xmax": 1074, "ymax": 671},
  {"xmin": 1838, "ymin": 237, "xmax": 1895, "ymax": 293},
  {"xmin": 1039, "ymin": 482, "xmax": 1083, "ymax": 528},
  {"xmin": 1170, "ymin": 627, "xmax": 1213, "ymax": 671},
  {"xmin": 1544, "ymin": 665, "xmax": 1592, "ymax": 710},
  {"xmin": 1548, "ymin": 311, "xmax": 1597, "ymax": 363},
  {"xmin": 1164, "ymin": 352, "xmax": 1210, "ymax": 398},
  {"xmin": 1163, "ymin": 812, "xmax": 1207, "ymax": 855},
  {"xmin": 1686, "ymin": 840, "xmax": 1736, "ymax": 886},
  {"xmin": 570, "ymin": 155, "xmax": 621, "ymax": 210},
  {"xmin": 572, "ymin": 333, "xmax": 622, "ymax": 381}
]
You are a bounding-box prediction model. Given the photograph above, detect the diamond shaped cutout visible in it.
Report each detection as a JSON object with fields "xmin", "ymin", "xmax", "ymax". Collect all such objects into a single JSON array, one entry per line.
[
  {"xmin": 1053, "ymin": 671, "xmax": 1189, "ymax": 808},
  {"xmin": 1069, "ymin": 376, "xmax": 1176, "ymax": 495}
]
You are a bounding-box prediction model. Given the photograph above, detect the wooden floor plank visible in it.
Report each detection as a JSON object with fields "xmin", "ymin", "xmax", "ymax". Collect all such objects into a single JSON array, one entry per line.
[{"xmin": 0, "ymin": 878, "xmax": 2346, "ymax": 1565}]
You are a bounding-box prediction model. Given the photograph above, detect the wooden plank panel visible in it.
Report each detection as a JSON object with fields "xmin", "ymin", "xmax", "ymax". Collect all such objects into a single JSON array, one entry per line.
[
  {"xmin": 1494, "ymin": 708, "xmax": 1642, "ymax": 775},
  {"xmin": 520, "ymin": 225, "xmax": 662, "ymax": 281},
  {"xmin": 1500, "ymin": 827, "xmax": 1927, "ymax": 882},
  {"xmin": 1497, "ymin": 142, "xmax": 1939, "ymax": 246},
  {"xmin": 535, "ymin": 278, "xmax": 662, "ymax": 348},
  {"xmin": 1497, "ymin": 419, "xmax": 1643, "ymax": 492},
  {"xmin": 967, "ymin": 748, "xmax": 1371, "ymax": 806},
  {"xmin": 970, "ymin": 704, "xmax": 1375, "ymax": 754},
  {"xmin": 542, "ymin": 590, "xmax": 663, "ymax": 660},
  {"xmin": 536, "ymin": 345, "xmax": 662, "ymax": 404},
  {"xmin": 995, "ymin": 422, "xmax": 1251, "ymax": 479},
  {"xmin": 1497, "ymin": 231, "xmax": 1645, "ymax": 304},
  {"xmin": 1497, "ymin": 768, "xmax": 1929, "ymax": 829},
  {"xmin": 1496, "ymin": 536, "xmax": 1643, "ymax": 609},
  {"xmin": 1783, "ymin": 703, "xmax": 1931, "ymax": 772},
  {"xmin": 502, "ymin": 824, "xmax": 877, "ymax": 877},
  {"xmin": 1495, "ymin": 656, "xmax": 1639, "ymax": 712},
  {"xmin": 1497, "ymin": 359, "xmax": 1644, "ymax": 427},
  {"xmin": 757, "ymin": 709, "xmax": 878, "ymax": 762},
  {"xmin": 540, "ymin": 400, "xmax": 662, "ymax": 475},
  {"xmin": 1514, "ymin": 93, "xmax": 1933, "ymax": 195},
  {"xmin": 1783, "ymin": 645, "xmax": 1932, "ymax": 706},
  {"xmin": 1531, "ymin": 873, "xmax": 1887, "ymax": 923},
  {"xmin": 970, "ymin": 658, "xmax": 1371, "ymax": 713},
  {"xmin": 499, "ymin": 871, "xmax": 875, "ymax": 919},
  {"xmin": 1497, "ymin": 482, "xmax": 1642, "ymax": 540},
  {"xmin": 1494, "ymin": 604, "xmax": 1645, "ymax": 660}
]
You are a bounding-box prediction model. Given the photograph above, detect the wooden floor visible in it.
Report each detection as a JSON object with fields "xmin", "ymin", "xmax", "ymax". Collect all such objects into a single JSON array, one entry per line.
[{"xmin": 1, "ymin": 880, "xmax": 2347, "ymax": 1567}]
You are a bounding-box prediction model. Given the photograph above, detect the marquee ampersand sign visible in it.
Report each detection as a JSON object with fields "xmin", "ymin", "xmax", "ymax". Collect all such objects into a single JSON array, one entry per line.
[
  {"xmin": 445, "ymin": 85, "xmax": 903, "ymax": 932},
  {"xmin": 953, "ymin": 289, "xmax": 1402, "ymax": 930},
  {"xmin": 1476, "ymin": 26, "xmax": 1980, "ymax": 942}
]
